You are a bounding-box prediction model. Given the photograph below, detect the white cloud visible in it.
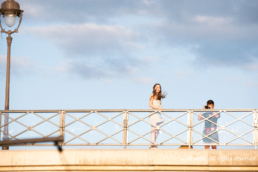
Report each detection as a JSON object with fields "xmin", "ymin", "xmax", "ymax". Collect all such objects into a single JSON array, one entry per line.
[
  {"xmin": 15, "ymin": 0, "xmax": 258, "ymax": 81},
  {"xmin": 18, "ymin": 0, "xmax": 258, "ymax": 72},
  {"xmin": 0, "ymin": 55, "xmax": 35, "ymax": 77},
  {"xmin": 143, "ymin": 0, "xmax": 154, "ymax": 6},
  {"xmin": 0, "ymin": 55, "xmax": 32, "ymax": 68},
  {"xmin": 244, "ymin": 63, "xmax": 258, "ymax": 71},
  {"xmin": 244, "ymin": 81, "xmax": 258, "ymax": 87},
  {"xmin": 0, "ymin": 53, "xmax": 156, "ymax": 83},
  {"xmin": 193, "ymin": 16, "xmax": 233, "ymax": 26},
  {"xmin": 44, "ymin": 57, "xmax": 154, "ymax": 84},
  {"xmin": 227, "ymin": 75, "xmax": 258, "ymax": 88},
  {"xmin": 21, "ymin": 23, "xmax": 138, "ymax": 57},
  {"xmin": 21, "ymin": 3, "xmax": 44, "ymax": 19},
  {"xmin": 19, "ymin": 24, "xmax": 160, "ymax": 82},
  {"xmin": 18, "ymin": 0, "xmax": 151, "ymax": 24}
]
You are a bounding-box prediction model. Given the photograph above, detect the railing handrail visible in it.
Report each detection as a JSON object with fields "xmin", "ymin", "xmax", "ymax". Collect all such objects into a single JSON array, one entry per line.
[{"xmin": 0, "ymin": 109, "xmax": 257, "ymax": 113}]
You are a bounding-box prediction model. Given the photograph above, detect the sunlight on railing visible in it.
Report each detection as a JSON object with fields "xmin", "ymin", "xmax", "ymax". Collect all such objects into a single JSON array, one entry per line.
[{"xmin": 0, "ymin": 109, "xmax": 257, "ymax": 149}]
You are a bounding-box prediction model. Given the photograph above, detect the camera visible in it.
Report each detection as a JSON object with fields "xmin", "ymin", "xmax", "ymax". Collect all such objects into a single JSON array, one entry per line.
[{"xmin": 205, "ymin": 106, "xmax": 210, "ymax": 109}]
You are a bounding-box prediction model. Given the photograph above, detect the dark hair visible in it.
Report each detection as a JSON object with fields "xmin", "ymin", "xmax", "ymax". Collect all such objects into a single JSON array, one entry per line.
[
  {"xmin": 152, "ymin": 83, "xmax": 167, "ymax": 100},
  {"xmin": 207, "ymin": 100, "xmax": 214, "ymax": 105}
]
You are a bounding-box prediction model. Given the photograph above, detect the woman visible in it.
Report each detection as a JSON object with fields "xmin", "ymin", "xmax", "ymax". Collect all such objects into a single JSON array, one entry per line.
[
  {"xmin": 198, "ymin": 100, "xmax": 220, "ymax": 149},
  {"xmin": 149, "ymin": 83, "xmax": 167, "ymax": 149}
]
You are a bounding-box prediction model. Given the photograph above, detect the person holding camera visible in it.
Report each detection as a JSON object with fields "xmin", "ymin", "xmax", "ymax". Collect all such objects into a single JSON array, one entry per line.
[{"xmin": 198, "ymin": 100, "xmax": 220, "ymax": 149}]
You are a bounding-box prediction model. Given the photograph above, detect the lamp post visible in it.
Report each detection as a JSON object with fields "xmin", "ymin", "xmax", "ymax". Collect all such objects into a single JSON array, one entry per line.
[{"xmin": 0, "ymin": 0, "xmax": 23, "ymax": 150}]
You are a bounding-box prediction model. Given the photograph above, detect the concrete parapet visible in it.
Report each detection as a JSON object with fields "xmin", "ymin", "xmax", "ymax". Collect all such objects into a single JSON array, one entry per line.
[{"xmin": 0, "ymin": 149, "xmax": 258, "ymax": 171}]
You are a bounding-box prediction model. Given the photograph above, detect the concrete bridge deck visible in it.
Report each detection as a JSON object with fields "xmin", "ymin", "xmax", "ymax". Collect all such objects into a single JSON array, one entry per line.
[{"xmin": 0, "ymin": 149, "xmax": 258, "ymax": 171}]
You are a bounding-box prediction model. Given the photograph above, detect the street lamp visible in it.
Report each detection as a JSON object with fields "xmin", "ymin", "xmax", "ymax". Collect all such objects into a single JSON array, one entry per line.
[{"xmin": 0, "ymin": 0, "xmax": 23, "ymax": 150}]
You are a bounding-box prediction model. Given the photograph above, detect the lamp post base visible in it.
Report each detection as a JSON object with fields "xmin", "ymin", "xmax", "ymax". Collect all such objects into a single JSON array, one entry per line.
[
  {"xmin": 2, "ymin": 146, "xmax": 9, "ymax": 150},
  {"xmin": 2, "ymin": 135, "xmax": 9, "ymax": 150}
]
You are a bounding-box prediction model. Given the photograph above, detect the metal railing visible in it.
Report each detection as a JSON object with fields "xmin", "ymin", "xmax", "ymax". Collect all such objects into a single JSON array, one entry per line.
[{"xmin": 0, "ymin": 109, "xmax": 257, "ymax": 149}]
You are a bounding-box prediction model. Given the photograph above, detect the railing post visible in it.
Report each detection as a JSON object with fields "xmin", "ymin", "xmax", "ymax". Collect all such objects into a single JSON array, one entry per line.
[
  {"xmin": 187, "ymin": 110, "xmax": 193, "ymax": 149},
  {"xmin": 123, "ymin": 111, "xmax": 128, "ymax": 149},
  {"xmin": 254, "ymin": 110, "xmax": 258, "ymax": 149},
  {"xmin": 59, "ymin": 110, "xmax": 65, "ymax": 146},
  {"xmin": 0, "ymin": 112, "xmax": 1, "ymax": 142},
  {"xmin": 2, "ymin": 111, "xmax": 9, "ymax": 150}
]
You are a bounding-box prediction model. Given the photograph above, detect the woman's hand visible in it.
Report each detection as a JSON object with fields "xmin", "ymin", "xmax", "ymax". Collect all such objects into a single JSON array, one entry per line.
[{"xmin": 159, "ymin": 108, "xmax": 165, "ymax": 110}]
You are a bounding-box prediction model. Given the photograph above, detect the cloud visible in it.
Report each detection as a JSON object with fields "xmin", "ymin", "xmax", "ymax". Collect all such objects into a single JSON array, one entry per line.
[
  {"xmin": 228, "ymin": 75, "xmax": 258, "ymax": 88},
  {"xmin": 20, "ymin": 23, "xmax": 157, "ymax": 82},
  {"xmin": 192, "ymin": 16, "xmax": 233, "ymax": 26},
  {"xmin": 18, "ymin": 0, "xmax": 258, "ymax": 25},
  {"xmin": 191, "ymin": 42, "xmax": 258, "ymax": 69},
  {"xmin": 144, "ymin": 5, "xmax": 258, "ymax": 70},
  {"xmin": 244, "ymin": 81, "xmax": 258, "ymax": 87},
  {"xmin": 64, "ymin": 58, "xmax": 135, "ymax": 79},
  {"xmin": 0, "ymin": 55, "xmax": 35, "ymax": 77},
  {"xmin": 245, "ymin": 65, "xmax": 258, "ymax": 71},
  {"xmin": 145, "ymin": 0, "xmax": 258, "ymax": 25},
  {"xmin": 48, "ymin": 57, "xmax": 154, "ymax": 83},
  {"xmin": 21, "ymin": 23, "xmax": 137, "ymax": 57},
  {"xmin": 18, "ymin": 0, "xmax": 258, "ymax": 72},
  {"xmin": 19, "ymin": 0, "xmax": 150, "ymax": 24}
]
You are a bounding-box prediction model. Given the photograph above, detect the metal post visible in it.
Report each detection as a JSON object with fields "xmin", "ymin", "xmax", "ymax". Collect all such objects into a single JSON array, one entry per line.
[
  {"xmin": 254, "ymin": 110, "xmax": 258, "ymax": 149},
  {"xmin": 2, "ymin": 34, "xmax": 12, "ymax": 150},
  {"xmin": 4, "ymin": 34, "xmax": 12, "ymax": 111},
  {"xmin": 187, "ymin": 111, "xmax": 193, "ymax": 149},
  {"xmin": 123, "ymin": 111, "xmax": 128, "ymax": 149},
  {"xmin": 59, "ymin": 111, "xmax": 65, "ymax": 147},
  {"xmin": 0, "ymin": 112, "xmax": 2, "ymax": 142}
]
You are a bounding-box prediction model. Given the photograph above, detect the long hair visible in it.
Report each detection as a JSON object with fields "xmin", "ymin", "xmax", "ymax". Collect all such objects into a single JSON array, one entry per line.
[{"xmin": 152, "ymin": 83, "xmax": 167, "ymax": 100}]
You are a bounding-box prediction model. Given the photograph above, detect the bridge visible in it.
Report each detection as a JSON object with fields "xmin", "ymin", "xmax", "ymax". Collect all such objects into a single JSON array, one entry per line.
[
  {"xmin": 0, "ymin": 109, "xmax": 258, "ymax": 171},
  {"xmin": 0, "ymin": 149, "xmax": 258, "ymax": 171}
]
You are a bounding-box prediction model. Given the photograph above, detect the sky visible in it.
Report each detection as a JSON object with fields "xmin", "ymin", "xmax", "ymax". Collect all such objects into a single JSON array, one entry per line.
[
  {"xmin": 0, "ymin": 0, "xmax": 257, "ymax": 110},
  {"xmin": 0, "ymin": 0, "xmax": 257, "ymax": 149}
]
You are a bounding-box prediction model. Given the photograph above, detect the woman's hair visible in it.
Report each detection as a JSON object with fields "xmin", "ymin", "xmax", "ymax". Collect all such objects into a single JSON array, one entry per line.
[
  {"xmin": 152, "ymin": 83, "xmax": 167, "ymax": 100},
  {"xmin": 207, "ymin": 100, "xmax": 214, "ymax": 105}
]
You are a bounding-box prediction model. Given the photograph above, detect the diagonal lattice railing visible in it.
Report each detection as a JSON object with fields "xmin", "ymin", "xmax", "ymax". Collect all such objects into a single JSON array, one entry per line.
[
  {"xmin": 126, "ymin": 111, "xmax": 189, "ymax": 146},
  {"xmin": 0, "ymin": 111, "xmax": 62, "ymax": 146},
  {"xmin": 192, "ymin": 110, "xmax": 257, "ymax": 146},
  {"xmin": 0, "ymin": 109, "xmax": 257, "ymax": 149}
]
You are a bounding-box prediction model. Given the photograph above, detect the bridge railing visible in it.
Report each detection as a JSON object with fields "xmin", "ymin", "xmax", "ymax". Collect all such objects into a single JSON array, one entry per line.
[{"xmin": 0, "ymin": 109, "xmax": 257, "ymax": 149}]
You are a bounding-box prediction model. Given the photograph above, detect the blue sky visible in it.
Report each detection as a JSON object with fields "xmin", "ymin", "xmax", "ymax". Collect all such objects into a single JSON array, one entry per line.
[
  {"xmin": 0, "ymin": 0, "xmax": 257, "ymax": 110},
  {"xmin": 0, "ymin": 0, "xmax": 257, "ymax": 150}
]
